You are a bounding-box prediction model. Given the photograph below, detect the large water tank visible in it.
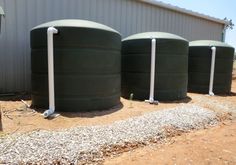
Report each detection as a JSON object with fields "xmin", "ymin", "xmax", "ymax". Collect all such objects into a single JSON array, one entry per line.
[
  {"xmin": 121, "ymin": 32, "xmax": 188, "ymax": 101},
  {"xmin": 31, "ymin": 19, "xmax": 121, "ymax": 112},
  {"xmin": 188, "ymin": 40, "xmax": 235, "ymax": 94}
]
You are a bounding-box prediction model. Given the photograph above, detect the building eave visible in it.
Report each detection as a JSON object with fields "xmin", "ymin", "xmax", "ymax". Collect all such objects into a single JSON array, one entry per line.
[{"xmin": 139, "ymin": 0, "xmax": 229, "ymax": 25}]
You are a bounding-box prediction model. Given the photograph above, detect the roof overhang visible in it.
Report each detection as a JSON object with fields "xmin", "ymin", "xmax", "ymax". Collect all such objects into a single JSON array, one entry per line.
[{"xmin": 139, "ymin": 0, "xmax": 229, "ymax": 25}]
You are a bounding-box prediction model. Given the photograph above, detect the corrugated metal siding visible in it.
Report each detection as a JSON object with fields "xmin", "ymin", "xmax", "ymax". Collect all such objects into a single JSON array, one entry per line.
[{"xmin": 0, "ymin": 0, "xmax": 224, "ymax": 93}]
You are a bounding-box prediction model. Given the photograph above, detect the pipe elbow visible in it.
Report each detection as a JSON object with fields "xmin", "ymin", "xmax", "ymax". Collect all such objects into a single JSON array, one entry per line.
[
  {"xmin": 43, "ymin": 109, "xmax": 55, "ymax": 118},
  {"xmin": 211, "ymin": 46, "xmax": 216, "ymax": 51},
  {"xmin": 47, "ymin": 27, "xmax": 58, "ymax": 35}
]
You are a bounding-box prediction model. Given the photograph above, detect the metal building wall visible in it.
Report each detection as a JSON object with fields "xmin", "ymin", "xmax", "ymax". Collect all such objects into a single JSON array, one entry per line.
[{"xmin": 0, "ymin": 0, "xmax": 224, "ymax": 93}]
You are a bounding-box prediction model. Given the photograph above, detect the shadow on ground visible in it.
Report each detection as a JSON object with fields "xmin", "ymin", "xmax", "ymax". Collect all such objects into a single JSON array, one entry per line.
[
  {"xmin": 218, "ymin": 92, "xmax": 236, "ymax": 97},
  {"xmin": 160, "ymin": 96, "xmax": 192, "ymax": 104},
  {"xmin": 34, "ymin": 102, "xmax": 124, "ymax": 120},
  {"xmin": 0, "ymin": 93, "xmax": 31, "ymax": 101}
]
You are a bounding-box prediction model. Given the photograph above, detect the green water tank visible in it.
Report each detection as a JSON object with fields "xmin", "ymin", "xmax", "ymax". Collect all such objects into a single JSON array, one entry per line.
[
  {"xmin": 121, "ymin": 32, "xmax": 188, "ymax": 101},
  {"xmin": 31, "ymin": 19, "xmax": 121, "ymax": 112},
  {"xmin": 188, "ymin": 40, "xmax": 235, "ymax": 94}
]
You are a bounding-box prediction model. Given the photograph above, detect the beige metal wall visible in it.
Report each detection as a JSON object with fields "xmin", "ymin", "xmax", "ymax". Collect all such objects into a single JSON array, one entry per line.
[{"xmin": 0, "ymin": 0, "xmax": 224, "ymax": 93}]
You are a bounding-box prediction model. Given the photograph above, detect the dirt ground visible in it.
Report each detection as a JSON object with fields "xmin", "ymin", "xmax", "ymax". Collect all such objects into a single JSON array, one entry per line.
[
  {"xmin": 0, "ymin": 97, "xmax": 181, "ymax": 134},
  {"xmin": 0, "ymin": 63, "xmax": 236, "ymax": 164},
  {"xmin": 104, "ymin": 65, "xmax": 236, "ymax": 165},
  {"xmin": 104, "ymin": 120, "xmax": 236, "ymax": 165}
]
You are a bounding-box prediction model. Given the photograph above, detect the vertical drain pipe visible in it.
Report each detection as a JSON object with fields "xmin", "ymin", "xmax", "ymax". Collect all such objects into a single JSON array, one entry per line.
[
  {"xmin": 209, "ymin": 46, "xmax": 216, "ymax": 96},
  {"xmin": 145, "ymin": 38, "xmax": 159, "ymax": 104},
  {"xmin": 43, "ymin": 27, "xmax": 58, "ymax": 118}
]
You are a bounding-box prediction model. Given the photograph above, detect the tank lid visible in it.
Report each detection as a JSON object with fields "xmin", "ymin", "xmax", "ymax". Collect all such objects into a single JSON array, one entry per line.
[
  {"xmin": 123, "ymin": 32, "xmax": 188, "ymax": 41},
  {"xmin": 32, "ymin": 19, "xmax": 120, "ymax": 34},
  {"xmin": 190, "ymin": 40, "xmax": 233, "ymax": 48}
]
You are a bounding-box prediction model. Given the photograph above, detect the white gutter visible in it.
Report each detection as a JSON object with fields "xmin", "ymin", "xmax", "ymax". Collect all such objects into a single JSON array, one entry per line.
[
  {"xmin": 0, "ymin": 6, "xmax": 4, "ymax": 34},
  {"xmin": 209, "ymin": 46, "xmax": 216, "ymax": 96},
  {"xmin": 0, "ymin": 6, "xmax": 4, "ymax": 16},
  {"xmin": 139, "ymin": 0, "xmax": 229, "ymax": 25},
  {"xmin": 43, "ymin": 27, "xmax": 58, "ymax": 118},
  {"xmin": 145, "ymin": 38, "xmax": 159, "ymax": 104}
]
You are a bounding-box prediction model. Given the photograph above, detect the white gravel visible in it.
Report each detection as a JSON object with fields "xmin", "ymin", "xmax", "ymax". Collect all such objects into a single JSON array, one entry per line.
[
  {"xmin": 0, "ymin": 104, "xmax": 218, "ymax": 164},
  {"xmin": 194, "ymin": 95, "xmax": 236, "ymax": 113}
]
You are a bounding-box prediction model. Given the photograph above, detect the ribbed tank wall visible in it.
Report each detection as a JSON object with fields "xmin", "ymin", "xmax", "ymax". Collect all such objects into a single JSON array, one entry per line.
[
  {"xmin": 188, "ymin": 40, "xmax": 235, "ymax": 94},
  {"xmin": 121, "ymin": 32, "xmax": 188, "ymax": 101},
  {"xmin": 31, "ymin": 20, "xmax": 121, "ymax": 112}
]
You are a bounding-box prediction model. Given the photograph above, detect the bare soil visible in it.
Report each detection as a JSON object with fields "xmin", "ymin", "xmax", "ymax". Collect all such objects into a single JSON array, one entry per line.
[
  {"xmin": 0, "ymin": 63, "xmax": 236, "ymax": 164},
  {"xmin": 0, "ymin": 98, "xmax": 181, "ymax": 134},
  {"xmin": 104, "ymin": 66, "xmax": 236, "ymax": 165},
  {"xmin": 104, "ymin": 120, "xmax": 236, "ymax": 165}
]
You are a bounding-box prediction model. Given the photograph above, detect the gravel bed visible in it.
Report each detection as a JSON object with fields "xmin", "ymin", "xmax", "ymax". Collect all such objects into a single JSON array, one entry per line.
[
  {"xmin": 0, "ymin": 104, "xmax": 218, "ymax": 164},
  {"xmin": 194, "ymin": 95, "xmax": 236, "ymax": 114}
]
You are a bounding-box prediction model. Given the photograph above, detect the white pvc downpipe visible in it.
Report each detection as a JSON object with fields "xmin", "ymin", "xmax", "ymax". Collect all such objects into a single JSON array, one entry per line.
[
  {"xmin": 43, "ymin": 27, "xmax": 58, "ymax": 118},
  {"xmin": 145, "ymin": 38, "xmax": 159, "ymax": 104},
  {"xmin": 222, "ymin": 25, "xmax": 227, "ymax": 42},
  {"xmin": 209, "ymin": 46, "xmax": 216, "ymax": 96}
]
